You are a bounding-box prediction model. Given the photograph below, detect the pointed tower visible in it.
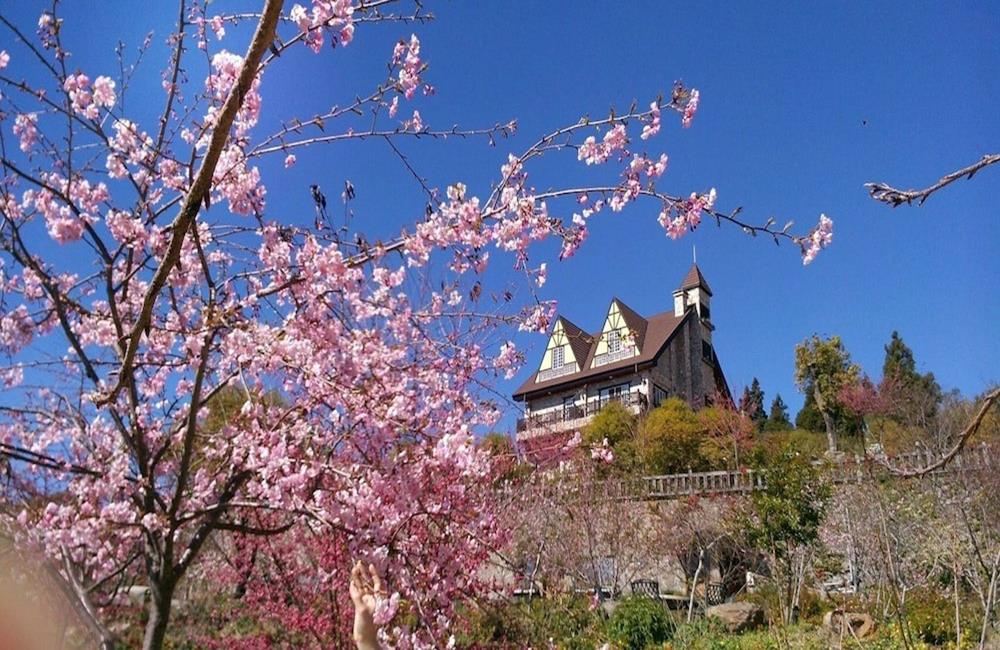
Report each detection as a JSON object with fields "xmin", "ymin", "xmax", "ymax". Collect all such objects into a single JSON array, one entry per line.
[{"xmin": 672, "ymin": 263, "xmax": 713, "ymax": 337}]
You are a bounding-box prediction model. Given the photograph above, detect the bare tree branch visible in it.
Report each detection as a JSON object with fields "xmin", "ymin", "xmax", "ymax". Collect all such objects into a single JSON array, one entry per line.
[
  {"xmin": 866, "ymin": 153, "xmax": 1000, "ymax": 207},
  {"xmin": 883, "ymin": 387, "xmax": 999, "ymax": 478}
]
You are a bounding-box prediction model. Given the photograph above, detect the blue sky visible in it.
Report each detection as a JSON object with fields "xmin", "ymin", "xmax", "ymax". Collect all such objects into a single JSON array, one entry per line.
[{"xmin": 4, "ymin": 2, "xmax": 998, "ymax": 427}]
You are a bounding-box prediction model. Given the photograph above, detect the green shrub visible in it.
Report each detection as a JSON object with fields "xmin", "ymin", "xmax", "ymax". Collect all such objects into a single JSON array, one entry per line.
[
  {"xmin": 604, "ymin": 596, "xmax": 674, "ymax": 649},
  {"xmin": 454, "ymin": 595, "xmax": 604, "ymax": 649},
  {"xmin": 903, "ymin": 587, "xmax": 981, "ymax": 646}
]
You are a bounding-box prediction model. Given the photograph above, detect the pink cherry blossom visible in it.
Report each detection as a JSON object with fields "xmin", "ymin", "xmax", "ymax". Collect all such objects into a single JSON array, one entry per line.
[
  {"xmin": 64, "ymin": 73, "xmax": 100, "ymax": 119},
  {"xmin": 0, "ymin": 50, "xmax": 9, "ymax": 69},
  {"xmin": 405, "ymin": 109, "xmax": 424, "ymax": 131},
  {"xmin": 641, "ymin": 100, "xmax": 660, "ymax": 140},
  {"xmin": 577, "ymin": 124, "xmax": 628, "ymax": 165},
  {"xmin": 284, "ymin": 154, "xmax": 297, "ymax": 168},
  {"xmin": 209, "ymin": 15, "xmax": 226, "ymax": 40},
  {"xmin": 394, "ymin": 34, "xmax": 423, "ymax": 100},
  {"xmin": 13, "ymin": 113, "xmax": 38, "ymax": 152},
  {"xmin": 591, "ymin": 437, "xmax": 615, "ymax": 463},
  {"xmin": 92, "ymin": 75, "xmax": 116, "ymax": 108},
  {"xmin": 682, "ymin": 88, "xmax": 700, "ymax": 128},
  {"xmin": 802, "ymin": 213, "xmax": 834, "ymax": 265}
]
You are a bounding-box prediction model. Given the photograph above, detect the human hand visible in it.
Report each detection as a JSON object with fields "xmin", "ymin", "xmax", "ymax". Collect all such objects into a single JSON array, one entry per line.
[{"xmin": 349, "ymin": 560, "xmax": 385, "ymax": 650}]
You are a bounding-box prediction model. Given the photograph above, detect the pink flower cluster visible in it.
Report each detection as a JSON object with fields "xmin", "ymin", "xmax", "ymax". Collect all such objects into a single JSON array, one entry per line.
[
  {"xmin": 209, "ymin": 15, "xmax": 226, "ymax": 40},
  {"xmin": 494, "ymin": 341, "xmax": 520, "ymax": 379},
  {"xmin": 519, "ymin": 301, "xmax": 557, "ymax": 333},
  {"xmin": 105, "ymin": 119, "xmax": 155, "ymax": 180},
  {"xmin": 577, "ymin": 124, "xmax": 628, "ymax": 165},
  {"xmin": 0, "ymin": 305, "xmax": 34, "ymax": 354},
  {"xmin": 641, "ymin": 101, "xmax": 661, "ymax": 140},
  {"xmin": 21, "ymin": 174, "xmax": 107, "ymax": 244},
  {"xmin": 801, "ymin": 213, "xmax": 834, "ymax": 265},
  {"xmin": 590, "ymin": 438, "xmax": 615, "ymax": 464},
  {"xmin": 658, "ymin": 188, "xmax": 717, "ymax": 239},
  {"xmin": 213, "ymin": 146, "xmax": 266, "ymax": 215},
  {"xmin": 13, "ymin": 113, "xmax": 38, "ymax": 152},
  {"xmin": 610, "ymin": 152, "xmax": 669, "ymax": 212},
  {"xmin": 0, "ymin": 50, "xmax": 9, "ymax": 69},
  {"xmin": 290, "ymin": 0, "xmax": 356, "ymax": 53},
  {"xmin": 204, "ymin": 50, "xmax": 261, "ymax": 139},
  {"xmin": 36, "ymin": 13, "xmax": 57, "ymax": 49},
  {"xmin": 64, "ymin": 73, "xmax": 116, "ymax": 119},
  {"xmin": 682, "ymin": 89, "xmax": 700, "ymax": 128},
  {"xmin": 393, "ymin": 34, "xmax": 423, "ymax": 100}
]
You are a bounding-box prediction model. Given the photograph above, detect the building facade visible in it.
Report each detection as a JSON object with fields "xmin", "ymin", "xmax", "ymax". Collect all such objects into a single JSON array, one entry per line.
[{"xmin": 513, "ymin": 264, "xmax": 730, "ymax": 456}]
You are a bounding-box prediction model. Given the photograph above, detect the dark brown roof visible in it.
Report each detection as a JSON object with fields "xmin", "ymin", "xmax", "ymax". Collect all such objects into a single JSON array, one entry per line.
[
  {"xmin": 613, "ymin": 298, "xmax": 648, "ymax": 350},
  {"xmin": 556, "ymin": 316, "xmax": 594, "ymax": 370},
  {"xmin": 512, "ymin": 309, "xmax": 690, "ymax": 400},
  {"xmin": 679, "ymin": 264, "xmax": 712, "ymax": 296}
]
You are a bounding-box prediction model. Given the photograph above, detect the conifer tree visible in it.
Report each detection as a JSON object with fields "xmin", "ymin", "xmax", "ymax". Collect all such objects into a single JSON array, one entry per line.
[{"xmin": 766, "ymin": 394, "xmax": 792, "ymax": 431}]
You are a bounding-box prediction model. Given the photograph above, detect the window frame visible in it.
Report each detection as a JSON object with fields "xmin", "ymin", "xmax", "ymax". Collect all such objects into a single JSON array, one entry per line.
[{"xmin": 551, "ymin": 344, "xmax": 566, "ymax": 369}]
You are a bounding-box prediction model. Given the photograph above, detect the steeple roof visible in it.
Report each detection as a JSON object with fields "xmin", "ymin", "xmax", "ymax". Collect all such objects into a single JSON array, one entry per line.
[{"xmin": 678, "ymin": 264, "xmax": 712, "ymax": 296}]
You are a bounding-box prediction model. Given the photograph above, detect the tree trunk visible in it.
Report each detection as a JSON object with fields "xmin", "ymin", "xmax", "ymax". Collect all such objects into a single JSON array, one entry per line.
[
  {"xmin": 142, "ymin": 579, "xmax": 176, "ymax": 650},
  {"xmin": 815, "ymin": 387, "xmax": 837, "ymax": 453},
  {"xmin": 688, "ymin": 548, "xmax": 704, "ymax": 623}
]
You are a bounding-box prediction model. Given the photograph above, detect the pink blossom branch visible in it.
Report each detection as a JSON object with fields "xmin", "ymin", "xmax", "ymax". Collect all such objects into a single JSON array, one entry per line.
[
  {"xmin": 100, "ymin": 0, "xmax": 284, "ymax": 406},
  {"xmin": 866, "ymin": 153, "xmax": 1000, "ymax": 207}
]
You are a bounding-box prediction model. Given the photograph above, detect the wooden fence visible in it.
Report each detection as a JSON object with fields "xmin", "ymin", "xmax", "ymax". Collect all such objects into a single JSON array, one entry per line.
[{"xmin": 603, "ymin": 443, "xmax": 996, "ymax": 501}]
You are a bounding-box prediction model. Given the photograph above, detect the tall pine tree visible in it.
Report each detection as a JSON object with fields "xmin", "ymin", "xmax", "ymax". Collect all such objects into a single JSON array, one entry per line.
[
  {"xmin": 748, "ymin": 378, "xmax": 767, "ymax": 427},
  {"xmin": 882, "ymin": 331, "xmax": 942, "ymax": 423},
  {"xmin": 766, "ymin": 394, "xmax": 792, "ymax": 431}
]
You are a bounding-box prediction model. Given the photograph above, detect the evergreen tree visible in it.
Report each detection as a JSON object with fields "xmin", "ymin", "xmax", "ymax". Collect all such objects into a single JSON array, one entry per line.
[
  {"xmin": 882, "ymin": 331, "xmax": 942, "ymax": 423},
  {"xmin": 883, "ymin": 330, "xmax": 917, "ymax": 380},
  {"xmin": 765, "ymin": 394, "xmax": 792, "ymax": 431},
  {"xmin": 748, "ymin": 378, "xmax": 767, "ymax": 426},
  {"xmin": 738, "ymin": 386, "xmax": 753, "ymax": 414}
]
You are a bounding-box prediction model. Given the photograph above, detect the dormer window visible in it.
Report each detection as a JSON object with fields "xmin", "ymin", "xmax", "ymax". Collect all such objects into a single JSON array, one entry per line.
[
  {"xmin": 607, "ymin": 330, "xmax": 622, "ymax": 355},
  {"xmin": 551, "ymin": 345, "xmax": 565, "ymax": 369}
]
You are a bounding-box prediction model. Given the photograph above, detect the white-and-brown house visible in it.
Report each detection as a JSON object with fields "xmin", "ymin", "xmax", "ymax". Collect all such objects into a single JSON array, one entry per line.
[{"xmin": 513, "ymin": 264, "xmax": 730, "ymax": 459}]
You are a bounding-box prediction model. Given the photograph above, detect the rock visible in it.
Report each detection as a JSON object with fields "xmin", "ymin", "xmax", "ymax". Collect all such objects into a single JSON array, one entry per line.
[
  {"xmin": 705, "ymin": 601, "xmax": 765, "ymax": 633},
  {"xmin": 823, "ymin": 610, "xmax": 876, "ymax": 639}
]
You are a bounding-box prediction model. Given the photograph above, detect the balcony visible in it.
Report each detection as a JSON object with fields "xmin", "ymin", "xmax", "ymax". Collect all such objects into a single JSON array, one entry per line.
[
  {"xmin": 591, "ymin": 345, "xmax": 637, "ymax": 368},
  {"xmin": 516, "ymin": 392, "xmax": 646, "ymax": 439},
  {"xmin": 536, "ymin": 363, "xmax": 577, "ymax": 383}
]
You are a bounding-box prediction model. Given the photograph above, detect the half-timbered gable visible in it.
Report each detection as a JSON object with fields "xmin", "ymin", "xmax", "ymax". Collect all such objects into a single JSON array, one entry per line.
[{"xmin": 514, "ymin": 264, "xmax": 730, "ymax": 451}]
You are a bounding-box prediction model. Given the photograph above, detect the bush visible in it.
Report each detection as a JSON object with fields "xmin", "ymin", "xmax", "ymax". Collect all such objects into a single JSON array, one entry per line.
[
  {"xmin": 903, "ymin": 587, "xmax": 981, "ymax": 646},
  {"xmin": 604, "ymin": 596, "xmax": 674, "ymax": 649},
  {"xmin": 585, "ymin": 401, "xmax": 640, "ymax": 470},
  {"xmin": 668, "ymin": 620, "xmax": 832, "ymax": 650},
  {"xmin": 639, "ymin": 399, "xmax": 711, "ymax": 474},
  {"xmin": 454, "ymin": 595, "xmax": 604, "ymax": 649}
]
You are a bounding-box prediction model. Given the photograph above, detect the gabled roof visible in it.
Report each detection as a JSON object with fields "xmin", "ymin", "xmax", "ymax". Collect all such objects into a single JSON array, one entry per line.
[
  {"xmin": 612, "ymin": 298, "xmax": 648, "ymax": 350},
  {"xmin": 512, "ymin": 309, "xmax": 690, "ymax": 400},
  {"xmin": 679, "ymin": 263, "xmax": 712, "ymax": 296},
  {"xmin": 555, "ymin": 316, "xmax": 593, "ymax": 369}
]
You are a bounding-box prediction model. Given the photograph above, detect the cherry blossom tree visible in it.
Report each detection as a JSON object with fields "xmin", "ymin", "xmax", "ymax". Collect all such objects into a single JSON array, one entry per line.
[{"xmin": 0, "ymin": 1, "xmax": 831, "ymax": 648}]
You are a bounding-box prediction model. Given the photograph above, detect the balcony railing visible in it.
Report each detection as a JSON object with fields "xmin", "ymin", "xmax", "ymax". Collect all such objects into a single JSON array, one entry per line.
[
  {"xmin": 536, "ymin": 363, "xmax": 577, "ymax": 383},
  {"xmin": 516, "ymin": 392, "xmax": 646, "ymax": 435},
  {"xmin": 591, "ymin": 345, "xmax": 637, "ymax": 368}
]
